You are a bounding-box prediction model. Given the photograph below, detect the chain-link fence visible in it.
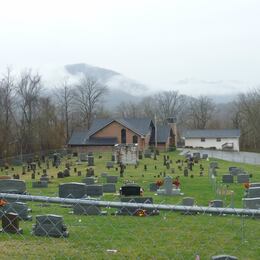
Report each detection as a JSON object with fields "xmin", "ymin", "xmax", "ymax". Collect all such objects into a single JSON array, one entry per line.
[{"xmin": 0, "ymin": 151, "xmax": 259, "ymax": 259}]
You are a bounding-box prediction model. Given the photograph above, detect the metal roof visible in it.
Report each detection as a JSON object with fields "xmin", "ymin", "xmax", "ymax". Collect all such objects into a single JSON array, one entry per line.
[
  {"xmin": 183, "ymin": 129, "xmax": 240, "ymax": 138},
  {"xmin": 156, "ymin": 125, "xmax": 171, "ymax": 143}
]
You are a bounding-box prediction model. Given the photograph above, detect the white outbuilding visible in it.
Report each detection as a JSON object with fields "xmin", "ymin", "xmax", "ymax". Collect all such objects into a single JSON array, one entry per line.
[{"xmin": 182, "ymin": 129, "xmax": 240, "ymax": 151}]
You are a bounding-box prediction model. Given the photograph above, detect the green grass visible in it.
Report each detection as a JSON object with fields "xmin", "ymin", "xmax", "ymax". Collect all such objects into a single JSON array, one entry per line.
[{"xmin": 1, "ymin": 151, "xmax": 260, "ymax": 259}]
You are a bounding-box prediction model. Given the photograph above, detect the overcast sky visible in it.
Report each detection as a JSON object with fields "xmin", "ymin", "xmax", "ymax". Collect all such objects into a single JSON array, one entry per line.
[{"xmin": 1, "ymin": 0, "xmax": 260, "ymax": 96}]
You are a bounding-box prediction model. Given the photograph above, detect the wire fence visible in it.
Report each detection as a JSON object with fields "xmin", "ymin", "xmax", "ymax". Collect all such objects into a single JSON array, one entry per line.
[{"xmin": 0, "ymin": 150, "xmax": 259, "ymax": 259}]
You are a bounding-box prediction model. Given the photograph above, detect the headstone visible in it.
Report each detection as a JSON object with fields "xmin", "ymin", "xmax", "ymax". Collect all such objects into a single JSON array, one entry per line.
[
  {"xmin": 157, "ymin": 176, "xmax": 181, "ymax": 196},
  {"xmin": 86, "ymin": 168, "xmax": 94, "ymax": 177},
  {"xmin": 86, "ymin": 185, "xmax": 103, "ymax": 197},
  {"xmin": 32, "ymin": 214, "xmax": 69, "ymax": 238},
  {"xmin": 211, "ymin": 255, "xmax": 238, "ymax": 260},
  {"xmin": 77, "ymin": 171, "xmax": 81, "ymax": 176},
  {"xmin": 247, "ymin": 187, "xmax": 260, "ymax": 198},
  {"xmin": 182, "ymin": 197, "xmax": 195, "ymax": 206},
  {"xmin": 222, "ymin": 175, "xmax": 234, "ymax": 184},
  {"xmin": 202, "ymin": 154, "xmax": 208, "ymax": 159},
  {"xmin": 120, "ymin": 184, "xmax": 141, "ymax": 196},
  {"xmin": 57, "ymin": 171, "xmax": 64, "ymax": 178},
  {"xmin": 73, "ymin": 204, "xmax": 105, "ymax": 215},
  {"xmin": 101, "ymin": 172, "xmax": 108, "ymax": 178},
  {"xmin": 106, "ymin": 176, "xmax": 118, "ymax": 184},
  {"xmin": 210, "ymin": 200, "xmax": 223, "ymax": 208},
  {"xmin": 237, "ymin": 174, "xmax": 249, "ymax": 184},
  {"xmin": 250, "ymin": 183, "xmax": 260, "ymax": 188},
  {"xmin": 149, "ymin": 183, "xmax": 158, "ymax": 192},
  {"xmin": 40, "ymin": 176, "xmax": 49, "ymax": 183},
  {"xmin": 0, "ymin": 176, "xmax": 12, "ymax": 180},
  {"xmin": 0, "ymin": 179, "xmax": 26, "ymax": 194},
  {"xmin": 32, "ymin": 181, "xmax": 48, "ymax": 188},
  {"xmin": 106, "ymin": 162, "xmax": 114, "ymax": 169},
  {"xmin": 144, "ymin": 150, "xmax": 152, "ymax": 158},
  {"xmin": 184, "ymin": 168, "xmax": 189, "ymax": 177},
  {"xmin": 63, "ymin": 168, "xmax": 70, "ymax": 177},
  {"xmin": 243, "ymin": 198, "xmax": 260, "ymax": 209},
  {"xmin": 82, "ymin": 177, "xmax": 95, "ymax": 185},
  {"xmin": 4, "ymin": 202, "xmax": 32, "ymax": 220},
  {"xmin": 79, "ymin": 153, "xmax": 87, "ymax": 162},
  {"xmin": 118, "ymin": 197, "xmax": 158, "ymax": 216},
  {"xmin": 103, "ymin": 183, "xmax": 116, "ymax": 193},
  {"xmin": 193, "ymin": 153, "xmax": 200, "ymax": 159},
  {"xmin": 59, "ymin": 183, "xmax": 87, "ymax": 198},
  {"xmin": 88, "ymin": 156, "xmax": 94, "ymax": 166},
  {"xmin": 1, "ymin": 212, "xmax": 23, "ymax": 234}
]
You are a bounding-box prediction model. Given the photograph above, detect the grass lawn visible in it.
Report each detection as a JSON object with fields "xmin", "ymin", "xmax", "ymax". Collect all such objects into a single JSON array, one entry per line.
[{"xmin": 0, "ymin": 151, "xmax": 260, "ymax": 259}]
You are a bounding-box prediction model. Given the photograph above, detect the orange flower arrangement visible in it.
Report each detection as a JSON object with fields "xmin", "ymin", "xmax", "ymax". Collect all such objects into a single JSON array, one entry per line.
[
  {"xmin": 244, "ymin": 182, "xmax": 250, "ymax": 189},
  {"xmin": 0, "ymin": 199, "xmax": 7, "ymax": 207}
]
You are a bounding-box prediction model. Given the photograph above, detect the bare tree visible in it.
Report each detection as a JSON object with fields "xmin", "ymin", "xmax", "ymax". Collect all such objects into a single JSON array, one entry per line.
[
  {"xmin": 54, "ymin": 79, "xmax": 74, "ymax": 143},
  {"xmin": 74, "ymin": 75, "xmax": 108, "ymax": 129},
  {"xmin": 189, "ymin": 95, "xmax": 215, "ymax": 129},
  {"xmin": 0, "ymin": 68, "xmax": 15, "ymax": 156},
  {"xmin": 16, "ymin": 70, "xmax": 42, "ymax": 153}
]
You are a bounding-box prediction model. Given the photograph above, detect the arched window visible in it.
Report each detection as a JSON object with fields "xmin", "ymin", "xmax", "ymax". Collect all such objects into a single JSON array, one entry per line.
[
  {"xmin": 121, "ymin": 129, "xmax": 126, "ymax": 144},
  {"xmin": 132, "ymin": 135, "xmax": 138, "ymax": 144}
]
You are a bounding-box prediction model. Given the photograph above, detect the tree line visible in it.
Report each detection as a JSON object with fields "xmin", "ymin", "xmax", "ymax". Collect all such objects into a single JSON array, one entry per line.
[{"xmin": 0, "ymin": 68, "xmax": 259, "ymax": 157}]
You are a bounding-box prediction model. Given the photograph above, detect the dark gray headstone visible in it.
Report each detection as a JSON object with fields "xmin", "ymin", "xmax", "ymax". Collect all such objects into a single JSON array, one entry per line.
[
  {"xmin": 106, "ymin": 176, "xmax": 118, "ymax": 184},
  {"xmin": 0, "ymin": 179, "xmax": 26, "ymax": 194},
  {"xmin": 222, "ymin": 175, "xmax": 234, "ymax": 184},
  {"xmin": 88, "ymin": 156, "xmax": 94, "ymax": 166},
  {"xmin": 73, "ymin": 204, "xmax": 103, "ymax": 215},
  {"xmin": 210, "ymin": 200, "xmax": 223, "ymax": 208},
  {"xmin": 103, "ymin": 183, "xmax": 116, "ymax": 193},
  {"xmin": 106, "ymin": 162, "xmax": 114, "ymax": 169},
  {"xmin": 120, "ymin": 184, "xmax": 141, "ymax": 196},
  {"xmin": 247, "ymin": 187, "xmax": 260, "ymax": 198},
  {"xmin": 182, "ymin": 197, "xmax": 195, "ymax": 206},
  {"xmin": 243, "ymin": 198, "xmax": 260, "ymax": 209},
  {"xmin": 250, "ymin": 183, "xmax": 260, "ymax": 188},
  {"xmin": 59, "ymin": 183, "xmax": 87, "ymax": 198},
  {"xmin": 237, "ymin": 174, "xmax": 249, "ymax": 183},
  {"xmin": 82, "ymin": 177, "xmax": 95, "ymax": 185},
  {"xmin": 4, "ymin": 202, "xmax": 32, "ymax": 220},
  {"xmin": 32, "ymin": 214, "xmax": 69, "ymax": 238},
  {"xmin": 32, "ymin": 181, "xmax": 48, "ymax": 188},
  {"xmin": 86, "ymin": 185, "xmax": 103, "ymax": 197}
]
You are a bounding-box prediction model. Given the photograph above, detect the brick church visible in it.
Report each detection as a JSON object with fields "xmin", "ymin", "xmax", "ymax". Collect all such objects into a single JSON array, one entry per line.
[{"xmin": 68, "ymin": 117, "xmax": 177, "ymax": 152}]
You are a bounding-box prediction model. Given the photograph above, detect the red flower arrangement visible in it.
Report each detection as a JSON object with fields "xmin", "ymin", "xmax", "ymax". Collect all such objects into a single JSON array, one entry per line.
[
  {"xmin": 156, "ymin": 180, "xmax": 164, "ymax": 187},
  {"xmin": 173, "ymin": 178, "xmax": 180, "ymax": 188},
  {"xmin": 0, "ymin": 199, "xmax": 7, "ymax": 207}
]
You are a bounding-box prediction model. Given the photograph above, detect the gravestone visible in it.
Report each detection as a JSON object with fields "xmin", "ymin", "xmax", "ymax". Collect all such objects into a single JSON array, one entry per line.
[
  {"xmin": 120, "ymin": 184, "xmax": 141, "ymax": 196},
  {"xmin": 103, "ymin": 183, "xmax": 116, "ymax": 193},
  {"xmin": 243, "ymin": 198, "xmax": 260, "ymax": 209},
  {"xmin": 32, "ymin": 181, "xmax": 48, "ymax": 188},
  {"xmin": 1, "ymin": 212, "xmax": 23, "ymax": 234},
  {"xmin": 211, "ymin": 255, "xmax": 238, "ymax": 260},
  {"xmin": 157, "ymin": 176, "xmax": 181, "ymax": 196},
  {"xmin": 40, "ymin": 176, "xmax": 49, "ymax": 183},
  {"xmin": 229, "ymin": 167, "xmax": 245, "ymax": 176},
  {"xmin": 82, "ymin": 177, "xmax": 95, "ymax": 185},
  {"xmin": 149, "ymin": 183, "xmax": 158, "ymax": 192},
  {"xmin": 106, "ymin": 176, "xmax": 118, "ymax": 184},
  {"xmin": 237, "ymin": 174, "xmax": 249, "ymax": 184},
  {"xmin": 144, "ymin": 150, "xmax": 152, "ymax": 158},
  {"xmin": 118, "ymin": 197, "xmax": 158, "ymax": 216},
  {"xmin": 184, "ymin": 168, "xmax": 189, "ymax": 177},
  {"xmin": 106, "ymin": 162, "xmax": 114, "ymax": 169},
  {"xmin": 86, "ymin": 185, "xmax": 103, "ymax": 197},
  {"xmin": 86, "ymin": 168, "xmax": 94, "ymax": 177},
  {"xmin": 63, "ymin": 168, "xmax": 70, "ymax": 177},
  {"xmin": 59, "ymin": 183, "xmax": 87, "ymax": 198},
  {"xmin": 57, "ymin": 171, "xmax": 64, "ymax": 178},
  {"xmin": 101, "ymin": 172, "xmax": 108, "ymax": 178},
  {"xmin": 222, "ymin": 175, "xmax": 234, "ymax": 184},
  {"xmin": 88, "ymin": 156, "xmax": 94, "ymax": 166},
  {"xmin": 250, "ymin": 183, "xmax": 260, "ymax": 188},
  {"xmin": 73, "ymin": 204, "xmax": 106, "ymax": 215},
  {"xmin": 246, "ymin": 187, "xmax": 260, "ymax": 198},
  {"xmin": 193, "ymin": 153, "xmax": 200, "ymax": 159},
  {"xmin": 182, "ymin": 197, "xmax": 195, "ymax": 206},
  {"xmin": 4, "ymin": 202, "xmax": 32, "ymax": 221},
  {"xmin": 32, "ymin": 214, "xmax": 69, "ymax": 238},
  {"xmin": 77, "ymin": 171, "xmax": 81, "ymax": 176},
  {"xmin": 0, "ymin": 176, "xmax": 12, "ymax": 180},
  {"xmin": 210, "ymin": 200, "xmax": 223, "ymax": 208},
  {"xmin": 79, "ymin": 153, "xmax": 88, "ymax": 162},
  {"xmin": 0, "ymin": 179, "xmax": 26, "ymax": 194},
  {"xmin": 202, "ymin": 154, "xmax": 208, "ymax": 159}
]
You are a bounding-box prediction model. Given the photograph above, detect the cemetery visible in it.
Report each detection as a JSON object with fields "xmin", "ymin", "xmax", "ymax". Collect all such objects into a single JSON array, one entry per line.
[{"xmin": 0, "ymin": 149, "xmax": 260, "ymax": 259}]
